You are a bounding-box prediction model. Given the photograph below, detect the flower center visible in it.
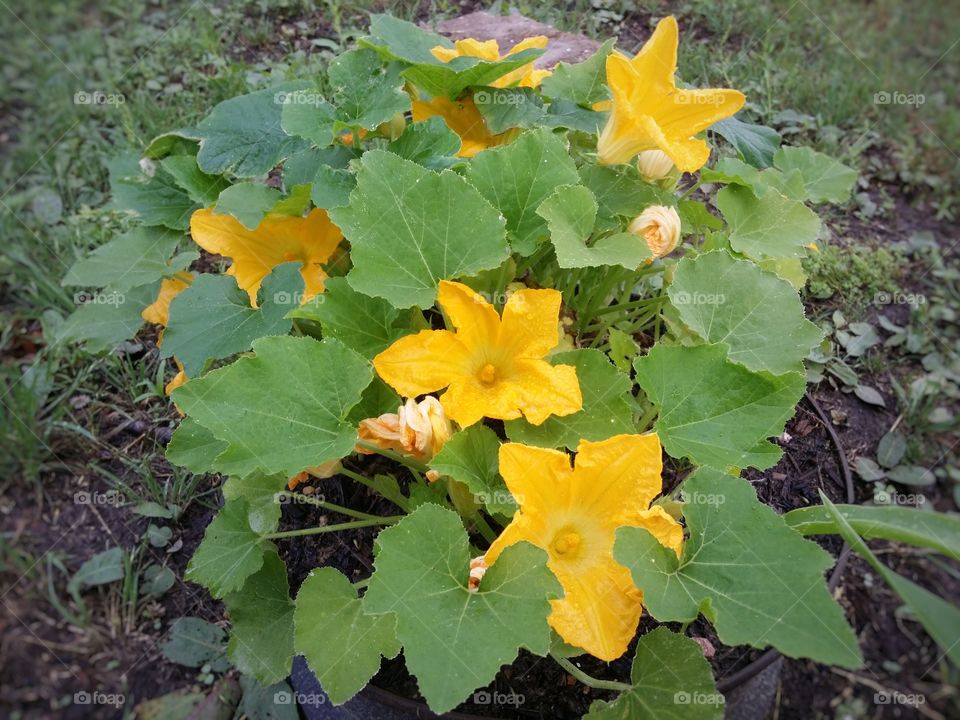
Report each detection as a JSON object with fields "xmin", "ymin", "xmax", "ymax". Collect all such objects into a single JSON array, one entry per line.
[
  {"xmin": 479, "ymin": 363, "xmax": 498, "ymax": 386},
  {"xmin": 551, "ymin": 530, "xmax": 582, "ymax": 557},
  {"xmin": 282, "ymin": 251, "xmax": 300, "ymax": 262}
]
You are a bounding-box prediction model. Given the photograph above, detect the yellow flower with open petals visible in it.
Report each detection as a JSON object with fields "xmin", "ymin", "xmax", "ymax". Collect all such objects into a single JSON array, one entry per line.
[
  {"xmin": 189, "ymin": 208, "xmax": 342, "ymax": 306},
  {"xmin": 596, "ymin": 16, "xmax": 745, "ymax": 171},
  {"xmin": 430, "ymin": 36, "xmax": 552, "ymax": 89},
  {"xmin": 486, "ymin": 434, "xmax": 684, "ymax": 661},
  {"xmin": 373, "ymin": 280, "xmax": 581, "ymax": 428},
  {"xmin": 142, "ymin": 272, "xmax": 193, "ymax": 327}
]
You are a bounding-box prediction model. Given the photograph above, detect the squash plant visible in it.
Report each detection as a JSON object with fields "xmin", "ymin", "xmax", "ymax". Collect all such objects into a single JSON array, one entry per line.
[{"xmin": 59, "ymin": 14, "xmax": 960, "ymax": 718}]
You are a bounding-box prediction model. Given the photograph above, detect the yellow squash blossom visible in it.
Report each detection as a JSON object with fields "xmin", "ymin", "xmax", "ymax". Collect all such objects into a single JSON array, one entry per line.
[
  {"xmin": 596, "ymin": 16, "xmax": 745, "ymax": 171},
  {"xmin": 430, "ymin": 36, "xmax": 552, "ymax": 89},
  {"xmin": 357, "ymin": 396, "xmax": 452, "ymax": 461},
  {"xmin": 165, "ymin": 358, "xmax": 188, "ymax": 397},
  {"xmin": 486, "ymin": 434, "xmax": 684, "ymax": 661},
  {"xmin": 628, "ymin": 205, "xmax": 682, "ymax": 259},
  {"xmin": 373, "ymin": 280, "xmax": 582, "ymax": 428},
  {"xmin": 142, "ymin": 272, "xmax": 193, "ymax": 327},
  {"xmin": 189, "ymin": 208, "xmax": 342, "ymax": 306}
]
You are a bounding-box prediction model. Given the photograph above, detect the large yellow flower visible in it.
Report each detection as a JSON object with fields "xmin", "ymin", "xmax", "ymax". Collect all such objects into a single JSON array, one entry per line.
[
  {"xmin": 486, "ymin": 434, "xmax": 684, "ymax": 661},
  {"xmin": 189, "ymin": 208, "xmax": 342, "ymax": 306},
  {"xmin": 596, "ymin": 16, "xmax": 745, "ymax": 171},
  {"xmin": 430, "ymin": 36, "xmax": 552, "ymax": 89},
  {"xmin": 373, "ymin": 281, "xmax": 581, "ymax": 428}
]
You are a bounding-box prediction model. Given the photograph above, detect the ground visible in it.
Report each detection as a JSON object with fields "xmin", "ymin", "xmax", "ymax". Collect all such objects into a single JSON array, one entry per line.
[{"xmin": 1, "ymin": 1, "xmax": 958, "ymax": 719}]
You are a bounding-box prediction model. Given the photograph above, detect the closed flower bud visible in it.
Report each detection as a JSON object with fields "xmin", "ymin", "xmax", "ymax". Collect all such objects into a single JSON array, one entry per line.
[
  {"xmin": 468, "ymin": 556, "xmax": 488, "ymax": 592},
  {"xmin": 628, "ymin": 205, "xmax": 682, "ymax": 259},
  {"xmin": 357, "ymin": 396, "xmax": 451, "ymax": 461},
  {"xmin": 636, "ymin": 150, "xmax": 674, "ymax": 183},
  {"xmin": 377, "ymin": 112, "xmax": 407, "ymax": 140}
]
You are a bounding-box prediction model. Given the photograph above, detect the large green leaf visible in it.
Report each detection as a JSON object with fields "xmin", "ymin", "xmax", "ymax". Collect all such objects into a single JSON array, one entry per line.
[
  {"xmin": 634, "ymin": 344, "xmax": 805, "ymax": 471},
  {"xmin": 578, "ymin": 164, "xmax": 671, "ymax": 225},
  {"xmin": 710, "ymin": 116, "xmax": 781, "ymax": 168},
  {"xmin": 361, "ymin": 15, "xmax": 544, "ymax": 99},
  {"xmin": 287, "ymin": 276, "xmax": 408, "ymax": 359},
  {"xmin": 536, "ymin": 184, "xmax": 650, "ymax": 268},
  {"xmin": 224, "ymin": 551, "xmax": 294, "ymax": 684},
  {"xmin": 540, "ymin": 40, "xmax": 614, "ymax": 106},
  {"xmin": 386, "ymin": 116, "xmax": 461, "ymax": 170},
  {"xmin": 330, "ymin": 150, "xmax": 507, "ymax": 309},
  {"xmin": 474, "ymin": 87, "xmax": 545, "ymax": 133},
  {"xmin": 214, "ymin": 182, "xmax": 281, "ymax": 230},
  {"xmin": 172, "ymin": 336, "xmax": 372, "ymax": 478},
  {"xmin": 196, "ymin": 82, "xmax": 311, "ymax": 177},
  {"xmin": 161, "ymin": 263, "xmax": 302, "ymax": 376},
  {"xmin": 108, "ymin": 154, "xmax": 199, "ymax": 231},
  {"xmin": 186, "ymin": 499, "xmax": 270, "ymax": 599},
  {"xmin": 817, "ymin": 494, "xmax": 960, "ymax": 666},
  {"xmin": 465, "ymin": 129, "xmax": 580, "ymax": 256},
  {"xmin": 668, "ymin": 251, "xmax": 822, "ymax": 374},
  {"xmin": 615, "ymin": 468, "xmax": 863, "ymax": 668},
  {"xmin": 62, "ymin": 226, "xmax": 190, "ymax": 292},
  {"xmin": 786, "ymin": 504, "xmax": 960, "ymax": 562},
  {"xmin": 364, "ymin": 504, "xmax": 560, "ymax": 714},
  {"xmin": 57, "ymin": 281, "xmax": 158, "ymax": 353},
  {"xmin": 160, "ymin": 155, "xmax": 230, "ymax": 206},
  {"xmin": 506, "ymin": 349, "xmax": 635, "ymax": 449},
  {"xmin": 294, "ymin": 567, "xmax": 400, "ymax": 705},
  {"xmin": 584, "ymin": 628, "xmax": 723, "ymax": 720},
  {"xmin": 716, "ymin": 184, "xmax": 820, "ymax": 260},
  {"xmin": 429, "ymin": 424, "xmax": 515, "ymax": 516},
  {"xmin": 773, "ymin": 146, "xmax": 857, "ymax": 204},
  {"xmin": 165, "ymin": 418, "xmax": 228, "ymax": 475}
]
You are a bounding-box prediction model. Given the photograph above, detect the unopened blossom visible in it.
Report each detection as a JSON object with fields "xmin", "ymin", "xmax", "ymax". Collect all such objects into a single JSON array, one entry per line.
[
  {"xmin": 636, "ymin": 149, "xmax": 674, "ymax": 182},
  {"xmin": 357, "ymin": 396, "xmax": 452, "ymax": 461},
  {"xmin": 628, "ymin": 205, "xmax": 682, "ymax": 259},
  {"xmin": 467, "ymin": 556, "xmax": 488, "ymax": 592}
]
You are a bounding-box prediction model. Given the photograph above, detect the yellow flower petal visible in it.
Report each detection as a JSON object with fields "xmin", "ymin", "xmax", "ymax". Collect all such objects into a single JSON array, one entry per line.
[
  {"xmin": 596, "ymin": 16, "xmax": 745, "ymax": 172},
  {"xmin": 498, "ymin": 288, "xmax": 562, "ymax": 358},
  {"xmin": 373, "ymin": 329, "xmax": 471, "ymax": 399},
  {"xmin": 437, "ymin": 279, "xmax": 500, "ymax": 349},
  {"xmin": 510, "ymin": 359, "xmax": 581, "ymax": 426},
  {"xmin": 485, "ymin": 434, "xmax": 681, "ymax": 660},
  {"xmin": 189, "ymin": 208, "xmax": 342, "ymax": 306},
  {"xmin": 142, "ymin": 272, "xmax": 193, "ymax": 327},
  {"xmin": 411, "ymin": 96, "xmax": 516, "ymax": 158}
]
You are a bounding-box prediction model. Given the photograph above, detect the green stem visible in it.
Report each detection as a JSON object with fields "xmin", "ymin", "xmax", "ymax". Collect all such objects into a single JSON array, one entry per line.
[
  {"xmin": 636, "ymin": 404, "xmax": 659, "ymax": 433},
  {"xmin": 339, "ymin": 467, "xmax": 410, "ymax": 512},
  {"xmin": 355, "ymin": 441, "xmax": 428, "ymax": 474},
  {"xmin": 472, "ymin": 512, "xmax": 498, "ymax": 545},
  {"xmin": 262, "ymin": 517, "xmax": 399, "ymax": 540},
  {"xmin": 277, "ymin": 491, "xmax": 386, "ymax": 522},
  {"xmin": 551, "ymin": 654, "xmax": 633, "ymax": 693}
]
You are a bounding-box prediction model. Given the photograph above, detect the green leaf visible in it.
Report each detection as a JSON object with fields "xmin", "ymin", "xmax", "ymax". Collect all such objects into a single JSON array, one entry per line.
[
  {"xmin": 287, "ymin": 276, "xmax": 407, "ymax": 359},
  {"xmin": 280, "ymin": 91, "xmax": 337, "ymax": 148},
  {"xmin": 143, "ymin": 127, "xmax": 201, "ymax": 159},
  {"xmin": 886, "ymin": 465, "xmax": 936, "ymax": 486},
  {"xmin": 346, "ymin": 376, "xmax": 402, "ymax": 426},
  {"xmin": 716, "ymin": 184, "xmax": 820, "ymax": 260},
  {"xmin": 536, "ymin": 184, "xmax": 650, "ymax": 268},
  {"xmin": 584, "ymin": 627, "xmax": 723, "ymax": 720},
  {"xmin": 161, "ymin": 617, "xmax": 228, "ymax": 668},
  {"xmin": 310, "ymin": 165, "xmax": 355, "ymax": 209},
  {"xmin": 668, "ymin": 251, "xmax": 822, "ymax": 374},
  {"xmin": 773, "ymin": 146, "xmax": 857, "ymax": 204},
  {"xmin": 62, "ymin": 226, "xmax": 189, "ymax": 292},
  {"xmin": 607, "ymin": 328, "xmax": 638, "ymax": 373},
  {"xmin": 161, "ymin": 263, "xmax": 302, "ymax": 377},
  {"xmin": 224, "ymin": 551, "xmax": 294, "ymax": 685},
  {"xmin": 429, "ymin": 424, "xmax": 515, "ymax": 516},
  {"xmin": 784, "ymin": 504, "xmax": 960, "ymax": 561},
  {"xmin": 474, "ymin": 87, "xmax": 545, "ymax": 133},
  {"xmin": 710, "ymin": 116, "xmax": 781, "ymax": 168},
  {"xmin": 166, "ymin": 418, "xmax": 228, "ymax": 475},
  {"xmin": 186, "ymin": 498, "xmax": 269, "ymax": 599},
  {"xmin": 578, "ymin": 164, "xmax": 671, "ymax": 224},
  {"xmin": 173, "ymin": 336, "xmax": 372, "ymax": 478},
  {"xmin": 506, "ymin": 349, "xmax": 635, "ymax": 450},
  {"xmin": 160, "ymin": 155, "xmax": 230, "ymax": 206},
  {"xmin": 68, "ymin": 547, "xmax": 124, "ymax": 594},
  {"xmin": 57, "ymin": 282, "xmax": 158, "ymax": 353},
  {"xmin": 362, "ymin": 15, "xmax": 544, "ymax": 99},
  {"xmin": 109, "ymin": 154, "xmax": 199, "ymax": 231},
  {"xmin": 540, "ymin": 39, "xmax": 614, "ymax": 106},
  {"xmin": 330, "ymin": 149, "xmax": 507, "ymax": 309},
  {"xmin": 294, "ymin": 567, "xmax": 400, "ymax": 705},
  {"xmin": 386, "ymin": 116, "xmax": 461, "ymax": 169},
  {"xmin": 222, "ymin": 473, "xmax": 286, "ymax": 535},
  {"xmin": 196, "ymin": 82, "xmax": 311, "ymax": 177},
  {"xmin": 817, "ymin": 493, "xmax": 960, "ymax": 666},
  {"xmin": 364, "ymin": 504, "xmax": 560, "ymax": 714},
  {"xmin": 542, "ymin": 98, "xmax": 606, "ymax": 133},
  {"xmin": 465, "ymin": 129, "xmax": 580, "ymax": 256},
  {"xmin": 615, "ymin": 468, "xmax": 862, "ymax": 668},
  {"xmin": 876, "ymin": 431, "xmax": 907, "ymax": 468},
  {"xmin": 238, "ymin": 677, "xmax": 298, "ymax": 720},
  {"xmin": 634, "ymin": 344, "xmax": 805, "ymax": 471},
  {"xmin": 283, "ymin": 145, "xmax": 357, "ymax": 186},
  {"xmin": 214, "ymin": 182, "xmax": 282, "ymax": 230}
]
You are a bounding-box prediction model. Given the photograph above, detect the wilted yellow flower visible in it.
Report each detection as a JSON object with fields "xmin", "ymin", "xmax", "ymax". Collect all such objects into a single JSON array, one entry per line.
[
  {"xmin": 189, "ymin": 208, "xmax": 342, "ymax": 306},
  {"xmin": 357, "ymin": 396, "xmax": 452, "ymax": 461},
  {"xmin": 287, "ymin": 459, "xmax": 343, "ymax": 491},
  {"xmin": 142, "ymin": 272, "xmax": 193, "ymax": 327},
  {"xmin": 636, "ymin": 149, "xmax": 675, "ymax": 183},
  {"xmin": 596, "ymin": 16, "xmax": 745, "ymax": 171},
  {"xmin": 165, "ymin": 358, "xmax": 187, "ymax": 397},
  {"xmin": 373, "ymin": 280, "xmax": 581, "ymax": 428},
  {"xmin": 629, "ymin": 205, "xmax": 682, "ymax": 259},
  {"xmin": 430, "ymin": 36, "xmax": 551, "ymax": 89},
  {"xmin": 486, "ymin": 434, "xmax": 683, "ymax": 661}
]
